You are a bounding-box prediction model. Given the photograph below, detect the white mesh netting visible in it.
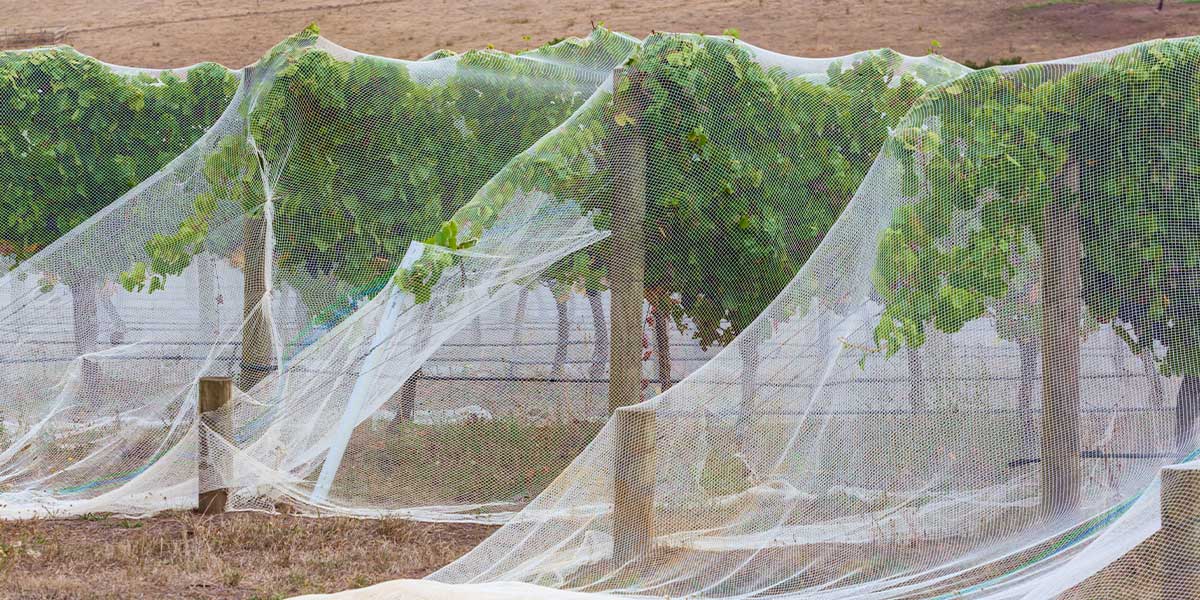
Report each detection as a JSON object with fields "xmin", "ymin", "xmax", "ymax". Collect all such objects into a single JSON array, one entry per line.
[
  {"xmin": 297, "ymin": 36, "xmax": 1200, "ymax": 599},
  {"xmin": 2, "ymin": 26, "xmax": 1199, "ymax": 600},
  {"xmin": 0, "ymin": 25, "xmax": 639, "ymax": 519},
  {"xmin": 0, "ymin": 29, "xmax": 967, "ymax": 523}
]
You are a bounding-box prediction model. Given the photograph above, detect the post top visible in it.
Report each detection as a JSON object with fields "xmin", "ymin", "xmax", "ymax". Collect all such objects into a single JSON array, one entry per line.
[{"xmin": 1163, "ymin": 461, "xmax": 1200, "ymax": 474}]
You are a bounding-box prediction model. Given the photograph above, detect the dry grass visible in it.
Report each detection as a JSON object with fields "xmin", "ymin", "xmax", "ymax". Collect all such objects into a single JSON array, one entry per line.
[
  {"xmin": 328, "ymin": 416, "xmax": 603, "ymax": 508},
  {"xmin": 0, "ymin": 511, "xmax": 495, "ymax": 599}
]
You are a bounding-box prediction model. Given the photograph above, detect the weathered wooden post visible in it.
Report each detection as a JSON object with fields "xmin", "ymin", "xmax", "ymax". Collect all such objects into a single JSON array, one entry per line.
[
  {"xmin": 608, "ymin": 66, "xmax": 656, "ymax": 565},
  {"xmin": 613, "ymin": 406, "xmax": 657, "ymax": 565},
  {"xmin": 197, "ymin": 376, "xmax": 233, "ymax": 515},
  {"xmin": 240, "ymin": 214, "xmax": 274, "ymax": 392},
  {"xmin": 1161, "ymin": 464, "xmax": 1200, "ymax": 598},
  {"xmin": 608, "ymin": 66, "xmax": 647, "ymax": 415},
  {"xmin": 1040, "ymin": 158, "xmax": 1082, "ymax": 518}
]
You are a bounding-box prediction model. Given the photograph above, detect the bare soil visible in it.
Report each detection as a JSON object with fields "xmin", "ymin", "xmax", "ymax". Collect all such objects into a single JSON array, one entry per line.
[
  {"xmin": 2, "ymin": 0, "xmax": 1199, "ymax": 69},
  {"xmin": 0, "ymin": 511, "xmax": 495, "ymax": 599}
]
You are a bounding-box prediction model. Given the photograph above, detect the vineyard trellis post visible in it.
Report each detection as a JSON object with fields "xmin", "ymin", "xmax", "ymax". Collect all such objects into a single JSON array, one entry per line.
[
  {"xmin": 198, "ymin": 376, "xmax": 233, "ymax": 515},
  {"xmin": 609, "ymin": 65, "xmax": 657, "ymax": 565},
  {"xmin": 240, "ymin": 214, "xmax": 274, "ymax": 392},
  {"xmin": 1040, "ymin": 157, "xmax": 1082, "ymax": 517},
  {"xmin": 608, "ymin": 65, "xmax": 647, "ymax": 415}
]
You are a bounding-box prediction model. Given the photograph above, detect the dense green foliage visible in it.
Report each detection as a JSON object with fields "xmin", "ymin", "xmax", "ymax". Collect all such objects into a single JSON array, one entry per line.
[
  {"xmin": 0, "ymin": 48, "xmax": 237, "ymax": 265},
  {"xmin": 871, "ymin": 39, "xmax": 1200, "ymax": 376},
  {"xmin": 126, "ymin": 26, "xmax": 637, "ymax": 317},
  {"xmin": 409, "ymin": 34, "xmax": 966, "ymax": 357},
  {"xmin": 626, "ymin": 35, "xmax": 953, "ymax": 348}
]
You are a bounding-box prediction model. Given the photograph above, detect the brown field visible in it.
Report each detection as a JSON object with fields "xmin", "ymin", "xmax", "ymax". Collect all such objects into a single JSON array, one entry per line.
[
  {"xmin": 0, "ymin": 511, "xmax": 495, "ymax": 599},
  {"xmin": 2, "ymin": 0, "xmax": 1200, "ymax": 69}
]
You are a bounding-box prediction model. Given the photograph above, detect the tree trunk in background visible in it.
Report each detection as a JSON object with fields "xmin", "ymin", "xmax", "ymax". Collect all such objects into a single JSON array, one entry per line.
[
  {"xmin": 734, "ymin": 335, "xmax": 760, "ymax": 447},
  {"xmin": 1141, "ymin": 349, "xmax": 1165, "ymax": 409},
  {"xmin": 1040, "ymin": 158, "xmax": 1082, "ymax": 518},
  {"xmin": 1017, "ymin": 337, "xmax": 1039, "ymax": 439},
  {"xmin": 512, "ymin": 286, "xmax": 529, "ymax": 346},
  {"xmin": 652, "ymin": 304, "xmax": 672, "ymax": 392},
  {"xmin": 1110, "ymin": 330, "xmax": 1126, "ymax": 375},
  {"xmin": 588, "ymin": 288, "xmax": 608, "ymax": 379},
  {"xmin": 817, "ymin": 309, "xmax": 830, "ymax": 356},
  {"xmin": 1176, "ymin": 375, "xmax": 1200, "ymax": 456},
  {"xmin": 240, "ymin": 215, "xmax": 274, "ymax": 392},
  {"xmin": 552, "ymin": 294, "xmax": 569, "ymax": 376},
  {"xmin": 389, "ymin": 301, "xmax": 435, "ymax": 430},
  {"xmin": 388, "ymin": 369, "xmax": 423, "ymax": 430},
  {"xmin": 197, "ymin": 251, "xmax": 219, "ymax": 338},
  {"xmin": 907, "ymin": 345, "xmax": 927, "ymax": 411},
  {"xmin": 97, "ymin": 282, "xmax": 126, "ymax": 345},
  {"xmin": 67, "ymin": 271, "xmax": 100, "ymax": 398},
  {"xmin": 7, "ymin": 267, "xmax": 18, "ymax": 307}
]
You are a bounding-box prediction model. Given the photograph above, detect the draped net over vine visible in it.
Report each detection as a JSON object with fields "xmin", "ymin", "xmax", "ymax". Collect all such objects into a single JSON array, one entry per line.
[
  {"xmin": 0, "ymin": 46, "xmax": 241, "ymax": 514},
  {"xmin": 1, "ymin": 26, "xmax": 1197, "ymax": 600},
  {"xmin": 0, "ymin": 30, "xmax": 969, "ymax": 522},
  {"xmin": 293, "ymin": 34, "xmax": 971, "ymax": 521},
  {"xmin": 0, "ymin": 26, "xmax": 638, "ymax": 518},
  {"xmin": 304, "ymin": 37, "xmax": 1200, "ymax": 599}
]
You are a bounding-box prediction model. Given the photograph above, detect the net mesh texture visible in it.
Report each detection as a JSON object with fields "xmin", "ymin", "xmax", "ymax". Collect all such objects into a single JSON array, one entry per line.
[
  {"xmin": 1, "ymin": 26, "xmax": 1198, "ymax": 600},
  {"xmin": 303, "ymin": 36, "xmax": 1200, "ymax": 599}
]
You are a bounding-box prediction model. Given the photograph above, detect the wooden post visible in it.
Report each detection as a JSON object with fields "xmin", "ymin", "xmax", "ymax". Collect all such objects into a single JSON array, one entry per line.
[
  {"xmin": 607, "ymin": 66, "xmax": 647, "ymax": 414},
  {"xmin": 1161, "ymin": 464, "xmax": 1200, "ymax": 598},
  {"xmin": 613, "ymin": 407, "xmax": 656, "ymax": 565},
  {"xmin": 1040, "ymin": 157, "xmax": 1082, "ymax": 518},
  {"xmin": 197, "ymin": 376, "xmax": 233, "ymax": 515},
  {"xmin": 240, "ymin": 215, "xmax": 274, "ymax": 392},
  {"xmin": 1017, "ymin": 336, "xmax": 1039, "ymax": 438},
  {"xmin": 608, "ymin": 66, "xmax": 655, "ymax": 565}
]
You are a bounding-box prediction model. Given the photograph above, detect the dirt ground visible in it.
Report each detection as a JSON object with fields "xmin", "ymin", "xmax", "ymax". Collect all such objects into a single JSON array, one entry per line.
[
  {"xmin": 0, "ymin": 510, "xmax": 495, "ymax": 599},
  {"xmin": 1, "ymin": 0, "xmax": 1199, "ymax": 69}
]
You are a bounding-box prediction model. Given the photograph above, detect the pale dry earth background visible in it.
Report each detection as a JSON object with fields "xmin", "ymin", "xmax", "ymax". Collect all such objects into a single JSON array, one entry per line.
[{"xmin": 2, "ymin": 0, "xmax": 1200, "ymax": 67}]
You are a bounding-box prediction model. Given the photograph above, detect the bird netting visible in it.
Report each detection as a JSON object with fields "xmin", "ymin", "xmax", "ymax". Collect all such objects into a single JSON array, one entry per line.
[
  {"xmin": 3, "ymin": 25, "xmax": 1198, "ymax": 600},
  {"xmin": 0, "ymin": 30, "xmax": 968, "ymax": 523},
  {"xmin": 305, "ymin": 34, "xmax": 970, "ymax": 521},
  {"xmin": 0, "ymin": 25, "xmax": 638, "ymax": 519},
  {"xmin": 0, "ymin": 45, "xmax": 238, "ymax": 293},
  {"xmin": 294, "ymin": 36, "xmax": 1200, "ymax": 599},
  {"xmin": 0, "ymin": 46, "xmax": 241, "ymax": 513}
]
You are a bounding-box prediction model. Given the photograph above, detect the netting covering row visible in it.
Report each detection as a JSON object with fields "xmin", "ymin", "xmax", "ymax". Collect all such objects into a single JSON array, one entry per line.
[{"xmin": 2, "ymin": 25, "xmax": 1199, "ymax": 599}]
